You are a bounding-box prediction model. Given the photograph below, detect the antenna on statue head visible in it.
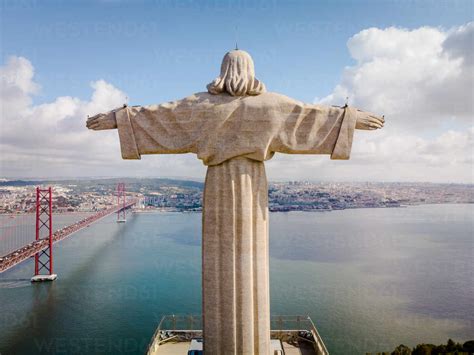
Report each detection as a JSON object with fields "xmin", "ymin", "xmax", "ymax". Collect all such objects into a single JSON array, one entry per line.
[
  {"xmin": 234, "ymin": 25, "xmax": 239, "ymax": 51},
  {"xmin": 123, "ymin": 96, "xmax": 128, "ymax": 108},
  {"xmin": 345, "ymin": 96, "xmax": 349, "ymax": 107}
]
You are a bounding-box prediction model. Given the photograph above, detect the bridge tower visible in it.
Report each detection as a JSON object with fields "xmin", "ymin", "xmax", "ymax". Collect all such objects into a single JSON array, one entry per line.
[
  {"xmin": 31, "ymin": 187, "xmax": 57, "ymax": 282},
  {"xmin": 117, "ymin": 183, "xmax": 126, "ymax": 223}
]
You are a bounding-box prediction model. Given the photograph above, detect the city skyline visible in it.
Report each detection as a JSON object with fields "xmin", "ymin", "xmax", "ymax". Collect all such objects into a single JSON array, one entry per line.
[
  {"xmin": 1, "ymin": 178, "xmax": 471, "ymax": 215},
  {"xmin": 0, "ymin": 1, "xmax": 473, "ymax": 183}
]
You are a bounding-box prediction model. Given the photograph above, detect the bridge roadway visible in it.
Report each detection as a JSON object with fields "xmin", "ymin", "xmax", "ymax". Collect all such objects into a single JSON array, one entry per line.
[{"xmin": 0, "ymin": 200, "xmax": 136, "ymax": 273}]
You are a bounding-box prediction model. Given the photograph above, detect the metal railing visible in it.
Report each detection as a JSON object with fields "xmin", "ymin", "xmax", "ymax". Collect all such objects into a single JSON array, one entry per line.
[
  {"xmin": 271, "ymin": 315, "xmax": 329, "ymax": 355},
  {"xmin": 147, "ymin": 314, "xmax": 329, "ymax": 355},
  {"xmin": 157, "ymin": 314, "xmax": 202, "ymax": 331}
]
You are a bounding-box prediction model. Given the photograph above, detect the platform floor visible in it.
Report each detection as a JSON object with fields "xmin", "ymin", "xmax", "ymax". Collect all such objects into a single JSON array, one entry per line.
[
  {"xmin": 283, "ymin": 340, "xmax": 318, "ymax": 355},
  {"xmin": 154, "ymin": 342, "xmax": 190, "ymax": 355},
  {"xmin": 153, "ymin": 340, "xmax": 316, "ymax": 354}
]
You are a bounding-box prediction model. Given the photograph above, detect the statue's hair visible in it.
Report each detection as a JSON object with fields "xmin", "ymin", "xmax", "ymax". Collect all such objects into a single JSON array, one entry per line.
[{"xmin": 207, "ymin": 50, "xmax": 266, "ymax": 96}]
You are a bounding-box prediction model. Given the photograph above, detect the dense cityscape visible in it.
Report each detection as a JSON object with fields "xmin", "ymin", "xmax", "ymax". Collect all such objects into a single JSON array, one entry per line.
[{"xmin": 1, "ymin": 178, "xmax": 472, "ymax": 214}]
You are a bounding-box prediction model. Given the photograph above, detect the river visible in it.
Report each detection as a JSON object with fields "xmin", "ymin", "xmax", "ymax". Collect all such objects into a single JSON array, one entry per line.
[{"xmin": 0, "ymin": 204, "xmax": 472, "ymax": 354}]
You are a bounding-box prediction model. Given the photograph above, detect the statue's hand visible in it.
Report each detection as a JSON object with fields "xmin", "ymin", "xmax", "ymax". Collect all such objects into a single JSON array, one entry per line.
[
  {"xmin": 355, "ymin": 110, "xmax": 384, "ymax": 130},
  {"xmin": 86, "ymin": 111, "xmax": 118, "ymax": 130}
]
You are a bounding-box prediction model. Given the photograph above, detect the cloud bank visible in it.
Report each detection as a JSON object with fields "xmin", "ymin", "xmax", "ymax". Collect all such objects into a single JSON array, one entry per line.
[
  {"xmin": 0, "ymin": 23, "xmax": 472, "ymax": 182},
  {"xmin": 268, "ymin": 22, "xmax": 473, "ymax": 183},
  {"xmin": 0, "ymin": 56, "xmax": 204, "ymax": 179}
]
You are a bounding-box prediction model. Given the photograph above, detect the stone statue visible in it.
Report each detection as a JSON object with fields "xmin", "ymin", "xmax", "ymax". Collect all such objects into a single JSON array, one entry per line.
[{"xmin": 87, "ymin": 50, "xmax": 384, "ymax": 354}]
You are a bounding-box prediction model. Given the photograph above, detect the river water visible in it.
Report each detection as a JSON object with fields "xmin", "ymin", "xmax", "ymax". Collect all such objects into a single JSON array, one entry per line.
[{"xmin": 0, "ymin": 204, "xmax": 472, "ymax": 354}]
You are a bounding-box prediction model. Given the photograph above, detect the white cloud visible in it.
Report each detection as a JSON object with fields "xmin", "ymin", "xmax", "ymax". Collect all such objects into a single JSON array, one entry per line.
[
  {"xmin": 0, "ymin": 57, "xmax": 39, "ymax": 115},
  {"xmin": 285, "ymin": 22, "xmax": 474, "ymax": 183},
  {"xmin": 0, "ymin": 56, "xmax": 206, "ymax": 179},
  {"xmin": 320, "ymin": 23, "xmax": 473, "ymax": 125}
]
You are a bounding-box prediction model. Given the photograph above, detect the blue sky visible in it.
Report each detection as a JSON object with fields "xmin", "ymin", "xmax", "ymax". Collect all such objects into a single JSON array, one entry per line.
[
  {"xmin": 1, "ymin": 1, "xmax": 473, "ymax": 181},
  {"xmin": 2, "ymin": 0, "xmax": 472, "ymax": 105}
]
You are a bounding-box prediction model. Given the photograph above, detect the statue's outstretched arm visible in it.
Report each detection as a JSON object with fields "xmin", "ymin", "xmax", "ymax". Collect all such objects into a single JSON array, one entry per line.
[
  {"xmin": 355, "ymin": 109, "xmax": 384, "ymax": 130},
  {"xmin": 86, "ymin": 98, "xmax": 205, "ymax": 160},
  {"xmin": 86, "ymin": 107, "xmax": 124, "ymax": 130},
  {"xmin": 271, "ymin": 101, "xmax": 384, "ymax": 160}
]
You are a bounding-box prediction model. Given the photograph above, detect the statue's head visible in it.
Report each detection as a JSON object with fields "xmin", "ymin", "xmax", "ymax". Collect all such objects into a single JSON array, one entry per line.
[{"xmin": 207, "ymin": 50, "xmax": 266, "ymax": 96}]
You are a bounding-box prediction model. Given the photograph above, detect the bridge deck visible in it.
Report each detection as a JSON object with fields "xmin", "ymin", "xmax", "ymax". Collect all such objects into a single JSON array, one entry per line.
[{"xmin": 0, "ymin": 201, "xmax": 136, "ymax": 273}]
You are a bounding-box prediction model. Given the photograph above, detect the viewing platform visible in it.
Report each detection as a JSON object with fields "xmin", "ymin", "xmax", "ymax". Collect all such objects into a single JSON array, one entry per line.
[{"xmin": 147, "ymin": 315, "xmax": 329, "ymax": 355}]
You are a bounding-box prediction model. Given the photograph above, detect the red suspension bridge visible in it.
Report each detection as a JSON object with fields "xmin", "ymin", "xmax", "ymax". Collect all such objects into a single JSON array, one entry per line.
[{"xmin": 0, "ymin": 184, "xmax": 137, "ymax": 279}]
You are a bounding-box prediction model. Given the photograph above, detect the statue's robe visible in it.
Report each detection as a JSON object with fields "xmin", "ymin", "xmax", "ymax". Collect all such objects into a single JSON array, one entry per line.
[{"xmin": 114, "ymin": 92, "xmax": 357, "ymax": 354}]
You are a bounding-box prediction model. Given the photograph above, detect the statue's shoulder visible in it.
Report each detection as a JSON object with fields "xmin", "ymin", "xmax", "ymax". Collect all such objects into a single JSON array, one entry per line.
[
  {"xmin": 260, "ymin": 91, "xmax": 294, "ymax": 101},
  {"xmin": 252, "ymin": 92, "xmax": 302, "ymax": 107},
  {"xmin": 185, "ymin": 92, "xmax": 238, "ymax": 105},
  {"xmin": 179, "ymin": 92, "xmax": 302, "ymax": 108},
  {"xmin": 181, "ymin": 92, "xmax": 213, "ymax": 102}
]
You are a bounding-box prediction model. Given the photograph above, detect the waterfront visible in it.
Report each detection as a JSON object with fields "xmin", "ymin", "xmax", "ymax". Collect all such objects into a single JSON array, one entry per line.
[{"xmin": 0, "ymin": 204, "xmax": 472, "ymax": 354}]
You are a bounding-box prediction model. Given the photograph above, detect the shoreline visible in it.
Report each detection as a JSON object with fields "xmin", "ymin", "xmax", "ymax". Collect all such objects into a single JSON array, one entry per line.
[{"xmin": 1, "ymin": 202, "xmax": 473, "ymax": 216}]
